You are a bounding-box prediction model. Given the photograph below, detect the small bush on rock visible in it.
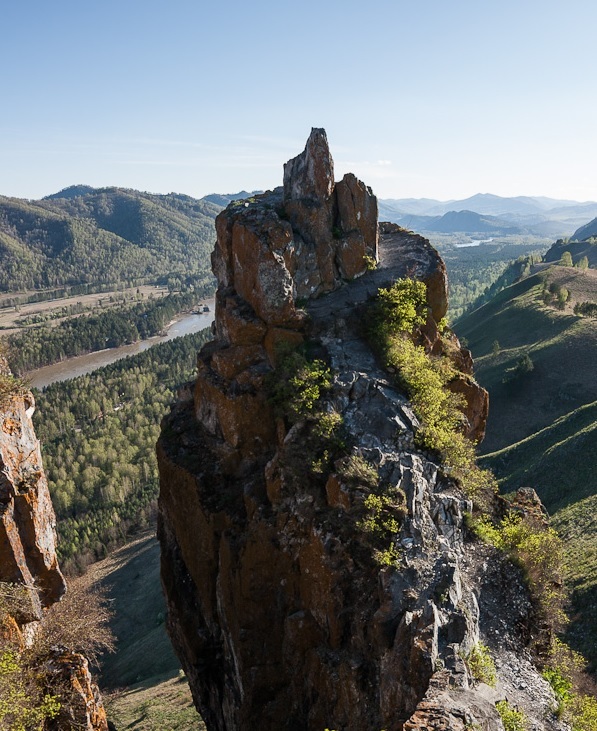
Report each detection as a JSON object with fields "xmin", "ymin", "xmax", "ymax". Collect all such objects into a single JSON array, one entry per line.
[
  {"xmin": 496, "ymin": 700, "xmax": 528, "ymax": 731},
  {"xmin": 471, "ymin": 512, "xmax": 566, "ymax": 637},
  {"xmin": 370, "ymin": 278, "xmax": 496, "ymax": 503},
  {"xmin": 465, "ymin": 642, "xmax": 497, "ymax": 687}
]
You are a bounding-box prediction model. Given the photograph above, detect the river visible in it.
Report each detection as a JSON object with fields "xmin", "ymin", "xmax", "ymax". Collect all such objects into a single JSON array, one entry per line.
[
  {"xmin": 27, "ymin": 304, "xmax": 215, "ymax": 390},
  {"xmin": 453, "ymin": 237, "xmax": 494, "ymax": 248}
]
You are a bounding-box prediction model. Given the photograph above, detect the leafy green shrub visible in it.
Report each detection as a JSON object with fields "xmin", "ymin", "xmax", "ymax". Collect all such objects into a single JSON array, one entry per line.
[
  {"xmin": 495, "ymin": 701, "xmax": 528, "ymax": 731},
  {"xmin": 543, "ymin": 665, "xmax": 573, "ymax": 718},
  {"xmin": 0, "ymin": 578, "xmax": 115, "ymax": 731},
  {"xmin": 0, "ymin": 648, "xmax": 61, "ymax": 731},
  {"xmin": 372, "ymin": 278, "xmax": 428, "ymax": 340},
  {"xmin": 465, "ymin": 642, "xmax": 497, "ymax": 687},
  {"xmin": 268, "ymin": 346, "xmax": 345, "ymax": 479},
  {"xmin": 572, "ymin": 695, "xmax": 597, "ymax": 731},
  {"xmin": 268, "ymin": 348, "xmax": 332, "ymax": 423},
  {"xmin": 358, "ymin": 487, "xmax": 406, "ymax": 565},
  {"xmin": 363, "ymin": 254, "xmax": 378, "ymax": 271},
  {"xmin": 369, "ymin": 278, "xmax": 496, "ymax": 502},
  {"xmin": 542, "ymin": 638, "xmax": 597, "ymax": 728},
  {"xmin": 0, "ymin": 585, "xmax": 60, "ymax": 730},
  {"xmin": 471, "ymin": 512, "xmax": 565, "ymax": 635}
]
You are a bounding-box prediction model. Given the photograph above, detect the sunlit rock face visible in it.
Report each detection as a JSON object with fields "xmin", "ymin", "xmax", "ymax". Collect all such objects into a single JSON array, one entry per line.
[
  {"xmin": 155, "ymin": 130, "xmax": 557, "ymax": 731},
  {"xmin": 0, "ymin": 361, "xmax": 66, "ymax": 617},
  {"xmin": 0, "ymin": 358, "xmax": 108, "ymax": 731}
]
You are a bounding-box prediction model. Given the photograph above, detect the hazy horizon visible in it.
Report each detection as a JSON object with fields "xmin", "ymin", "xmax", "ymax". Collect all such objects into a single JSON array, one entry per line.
[{"xmin": 8, "ymin": 185, "xmax": 597, "ymax": 208}]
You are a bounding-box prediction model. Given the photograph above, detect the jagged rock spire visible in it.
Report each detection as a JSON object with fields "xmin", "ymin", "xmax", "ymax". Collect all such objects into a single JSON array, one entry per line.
[{"xmin": 283, "ymin": 128, "xmax": 335, "ymax": 203}]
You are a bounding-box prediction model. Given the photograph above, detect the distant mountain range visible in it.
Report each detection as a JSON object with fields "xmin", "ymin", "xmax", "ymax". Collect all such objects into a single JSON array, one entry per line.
[
  {"xmin": 572, "ymin": 216, "xmax": 597, "ymax": 242},
  {"xmin": 205, "ymin": 190, "xmax": 597, "ymax": 238},
  {"xmin": 2, "ymin": 184, "xmax": 597, "ymax": 295},
  {"xmin": 378, "ymin": 193, "xmax": 597, "ymax": 237}
]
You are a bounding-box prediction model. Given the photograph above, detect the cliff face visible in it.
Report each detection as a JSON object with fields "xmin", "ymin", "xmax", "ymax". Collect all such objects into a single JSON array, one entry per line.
[
  {"xmin": 0, "ymin": 360, "xmax": 108, "ymax": 731},
  {"xmin": 0, "ymin": 380, "xmax": 65, "ymax": 618},
  {"xmin": 157, "ymin": 131, "xmax": 555, "ymax": 730}
]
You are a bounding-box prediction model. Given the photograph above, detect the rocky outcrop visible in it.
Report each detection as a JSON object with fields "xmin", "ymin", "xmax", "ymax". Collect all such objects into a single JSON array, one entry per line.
[
  {"xmin": 157, "ymin": 132, "xmax": 555, "ymax": 730},
  {"xmin": 0, "ymin": 360, "xmax": 108, "ymax": 731},
  {"xmin": 46, "ymin": 652, "xmax": 109, "ymax": 731},
  {"xmin": 0, "ymin": 375, "xmax": 65, "ymax": 618}
]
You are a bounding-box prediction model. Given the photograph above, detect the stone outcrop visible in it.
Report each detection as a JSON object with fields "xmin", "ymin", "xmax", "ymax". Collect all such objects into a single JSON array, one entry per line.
[
  {"xmin": 0, "ymin": 360, "xmax": 108, "ymax": 731},
  {"xmin": 46, "ymin": 652, "xmax": 109, "ymax": 731},
  {"xmin": 0, "ymin": 373, "xmax": 65, "ymax": 618},
  {"xmin": 157, "ymin": 132, "xmax": 556, "ymax": 730}
]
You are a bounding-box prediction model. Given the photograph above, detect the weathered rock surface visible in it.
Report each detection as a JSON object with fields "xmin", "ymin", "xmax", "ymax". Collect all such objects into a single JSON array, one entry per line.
[
  {"xmin": 158, "ymin": 132, "xmax": 556, "ymax": 730},
  {"xmin": 0, "ymin": 360, "xmax": 107, "ymax": 731},
  {"xmin": 46, "ymin": 651, "xmax": 109, "ymax": 731},
  {"xmin": 0, "ymin": 377, "xmax": 65, "ymax": 619}
]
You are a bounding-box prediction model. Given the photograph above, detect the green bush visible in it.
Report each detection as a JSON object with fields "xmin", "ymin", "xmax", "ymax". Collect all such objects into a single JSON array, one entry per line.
[
  {"xmin": 372, "ymin": 278, "xmax": 428, "ymax": 339},
  {"xmin": 471, "ymin": 513, "xmax": 565, "ymax": 635},
  {"xmin": 572, "ymin": 695, "xmax": 597, "ymax": 731},
  {"xmin": 358, "ymin": 486, "xmax": 406, "ymax": 566},
  {"xmin": 542, "ymin": 638, "xmax": 597, "ymax": 729},
  {"xmin": 370, "ymin": 278, "xmax": 495, "ymax": 502},
  {"xmin": 268, "ymin": 348, "xmax": 332, "ymax": 423},
  {"xmin": 465, "ymin": 642, "xmax": 497, "ymax": 687},
  {"xmin": 268, "ymin": 346, "xmax": 345, "ymax": 479},
  {"xmin": 495, "ymin": 701, "xmax": 528, "ymax": 731},
  {"xmin": 0, "ymin": 648, "xmax": 60, "ymax": 731}
]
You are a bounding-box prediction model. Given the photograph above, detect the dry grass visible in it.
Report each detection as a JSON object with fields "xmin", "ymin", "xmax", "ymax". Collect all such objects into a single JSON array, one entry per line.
[
  {"xmin": 106, "ymin": 673, "xmax": 205, "ymax": 731},
  {"xmin": 33, "ymin": 575, "xmax": 115, "ymax": 665}
]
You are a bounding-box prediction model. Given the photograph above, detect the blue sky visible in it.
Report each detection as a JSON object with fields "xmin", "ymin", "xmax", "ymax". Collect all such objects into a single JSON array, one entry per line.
[{"xmin": 2, "ymin": 0, "xmax": 596, "ymax": 201}]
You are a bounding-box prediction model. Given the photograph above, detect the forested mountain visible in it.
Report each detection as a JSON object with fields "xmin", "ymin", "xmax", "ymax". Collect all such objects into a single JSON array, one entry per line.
[
  {"xmin": 455, "ymin": 262, "xmax": 597, "ymax": 670},
  {"xmin": 0, "ymin": 187, "xmax": 223, "ymax": 291}
]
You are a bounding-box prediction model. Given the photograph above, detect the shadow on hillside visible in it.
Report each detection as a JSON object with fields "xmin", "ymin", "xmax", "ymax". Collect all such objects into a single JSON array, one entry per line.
[{"xmin": 95, "ymin": 532, "xmax": 181, "ymax": 689}]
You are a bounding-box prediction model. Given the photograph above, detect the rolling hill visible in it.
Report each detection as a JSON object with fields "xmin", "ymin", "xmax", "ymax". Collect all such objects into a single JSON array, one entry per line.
[
  {"xmin": 0, "ymin": 187, "xmax": 223, "ymax": 292},
  {"xmin": 454, "ymin": 263, "xmax": 597, "ymax": 669}
]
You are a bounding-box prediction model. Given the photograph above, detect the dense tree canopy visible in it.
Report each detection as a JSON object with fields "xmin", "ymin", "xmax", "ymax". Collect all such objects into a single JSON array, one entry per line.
[{"xmin": 33, "ymin": 329, "xmax": 212, "ymax": 573}]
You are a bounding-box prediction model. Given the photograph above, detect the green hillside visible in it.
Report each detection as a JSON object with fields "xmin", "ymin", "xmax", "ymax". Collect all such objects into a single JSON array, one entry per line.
[
  {"xmin": 571, "ymin": 217, "xmax": 597, "ymax": 244},
  {"xmin": 0, "ymin": 188, "xmax": 222, "ymax": 292},
  {"xmin": 544, "ymin": 237, "xmax": 597, "ymax": 265},
  {"xmin": 86, "ymin": 534, "xmax": 205, "ymax": 730},
  {"xmin": 456, "ymin": 266, "xmax": 597, "ymax": 453},
  {"xmin": 455, "ymin": 263, "xmax": 597, "ymax": 669}
]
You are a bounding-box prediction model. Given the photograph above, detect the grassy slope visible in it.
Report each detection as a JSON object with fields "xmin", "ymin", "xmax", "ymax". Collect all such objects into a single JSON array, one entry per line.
[
  {"xmin": 456, "ymin": 266, "xmax": 597, "ymax": 454},
  {"xmin": 84, "ymin": 533, "xmax": 205, "ymax": 730},
  {"xmin": 455, "ymin": 264, "xmax": 597, "ymax": 668}
]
